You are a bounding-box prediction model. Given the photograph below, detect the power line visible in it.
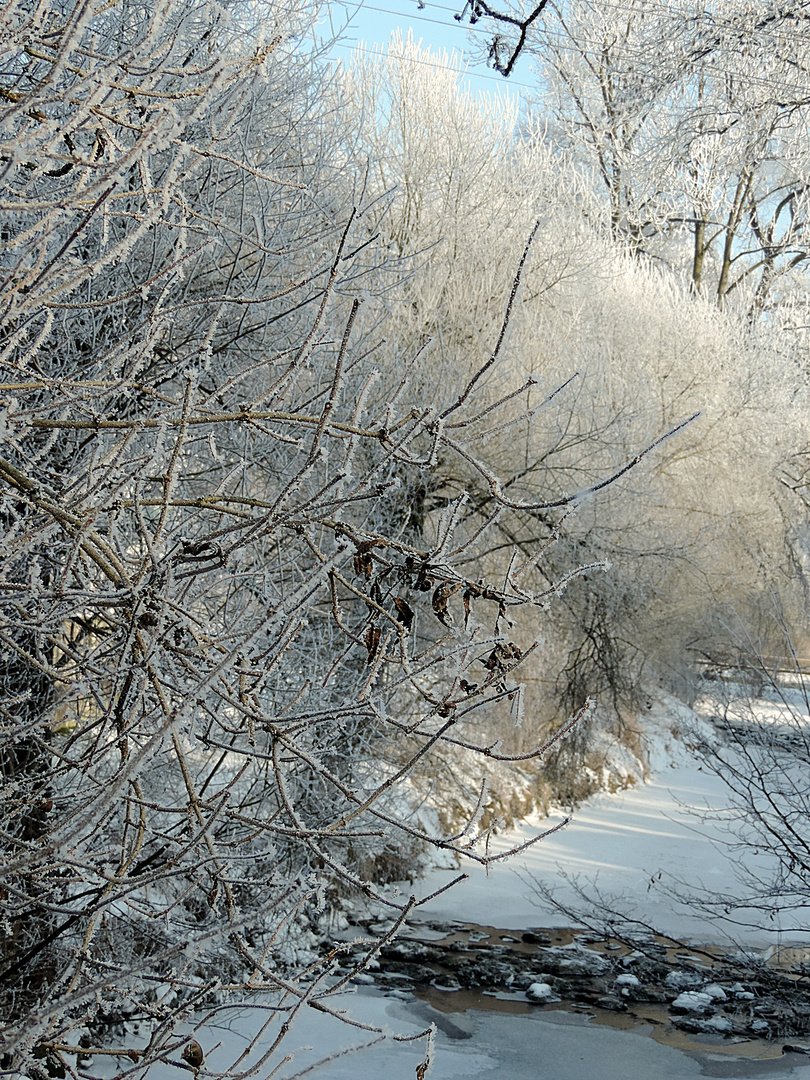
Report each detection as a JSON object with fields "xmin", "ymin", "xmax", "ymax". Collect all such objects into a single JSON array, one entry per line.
[
  {"xmin": 366, "ymin": 0, "xmax": 810, "ymax": 41},
  {"xmin": 329, "ymin": 0, "xmax": 810, "ymax": 98},
  {"xmin": 330, "ymin": 38, "xmax": 535, "ymax": 90}
]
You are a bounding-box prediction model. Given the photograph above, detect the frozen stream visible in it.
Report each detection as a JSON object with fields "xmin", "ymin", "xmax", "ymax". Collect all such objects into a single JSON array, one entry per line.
[
  {"xmin": 106, "ymin": 692, "xmax": 810, "ymax": 1079},
  {"xmin": 140, "ymin": 986, "xmax": 810, "ymax": 1080}
]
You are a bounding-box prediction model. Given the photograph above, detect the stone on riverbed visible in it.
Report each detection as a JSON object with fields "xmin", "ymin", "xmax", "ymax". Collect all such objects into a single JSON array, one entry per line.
[
  {"xmin": 596, "ymin": 995, "xmax": 628, "ymax": 1012},
  {"xmin": 702, "ymin": 1015, "xmax": 733, "ymax": 1032},
  {"xmin": 614, "ymin": 974, "xmax": 640, "ymax": 989},
  {"xmin": 526, "ymin": 982, "xmax": 560, "ymax": 1003},
  {"xmin": 665, "ymin": 969, "xmax": 703, "ymax": 991},
  {"xmin": 379, "ymin": 940, "xmax": 444, "ymax": 962},
  {"xmin": 538, "ymin": 944, "xmax": 610, "ymax": 977},
  {"xmin": 670, "ymin": 990, "xmax": 715, "ymax": 1014}
]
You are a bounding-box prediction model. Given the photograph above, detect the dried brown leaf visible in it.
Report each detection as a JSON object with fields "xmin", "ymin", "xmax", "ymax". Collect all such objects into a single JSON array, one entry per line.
[
  {"xmin": 392, "ymin": 596, "xmax": 415, "ymax": 631},
  {"xmin": 364, "ymin": 625, "xmax": 381, "ymax": 664},
  {"xmin": 431, "ymin": 581, "xmax": 462, "ymax": 626},
  {"xmin": 354, "ymin": 552, "xmax": 374, "ymax": 578},
  {"xmin": 482, "ymin": 642, "xmax": 523, "ymax": 671}
]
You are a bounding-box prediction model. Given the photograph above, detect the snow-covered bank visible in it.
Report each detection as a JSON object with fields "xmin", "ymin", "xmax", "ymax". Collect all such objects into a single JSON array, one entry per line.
[{"xmin": 416, "ymin": 694, "xmax": 810, "ymax": 948}]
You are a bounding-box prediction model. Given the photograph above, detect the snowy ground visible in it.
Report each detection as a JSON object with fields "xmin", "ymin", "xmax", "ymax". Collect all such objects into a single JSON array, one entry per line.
[{"xmin": 417, "ymin": 693, "xmax": 810, "ymax": 949}]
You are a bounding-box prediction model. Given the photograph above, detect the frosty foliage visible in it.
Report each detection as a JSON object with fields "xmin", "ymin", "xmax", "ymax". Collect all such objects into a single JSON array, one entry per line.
[
  {"xmin": 2, "ymin": 2, "xmax": 809, "ymax": 1072},
  {"xmin": 0, "ymin": 2, "xmax": 656, "ymax": 1075},
  {"xmin": 687, "ymin": 649, "xmax": 810, "ymax": 931},
  {"xmin": 446, "ymin": 0, "xmax": 810, "ymax": 327},
  {"xmin": 340, "ymin": 35, "xmax": 809, "ymax": 749}
]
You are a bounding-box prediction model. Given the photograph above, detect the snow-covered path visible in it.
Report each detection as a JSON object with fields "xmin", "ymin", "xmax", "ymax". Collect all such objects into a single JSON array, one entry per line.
[{"xmin": 418, "ymin": 697, "xmax": 810, "ymax": 948}]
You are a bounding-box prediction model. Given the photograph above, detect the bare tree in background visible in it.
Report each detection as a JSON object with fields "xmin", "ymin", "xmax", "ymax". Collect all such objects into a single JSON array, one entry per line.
[
  {"xmin": 509, "ymin": 1, "xmax": 810, "ymax": 321},
  {"xmin": 678, "ymin": 628, "xmax": 810, "ymax": 935},
  {"xmin": 343, "ymin": 34, "xmax": 809, "ymax": 769}
]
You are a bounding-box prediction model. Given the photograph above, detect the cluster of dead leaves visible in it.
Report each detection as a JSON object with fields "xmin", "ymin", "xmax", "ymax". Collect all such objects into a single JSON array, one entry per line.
[{"xmin": 349, "ymin": 538, "xmax": 524, "ymax": 690}]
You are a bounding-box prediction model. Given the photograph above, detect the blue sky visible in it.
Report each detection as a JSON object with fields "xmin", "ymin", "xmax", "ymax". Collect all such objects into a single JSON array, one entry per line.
[{"xmin": 319, "ymin": 0, "xmax": 531, "ymax": 100}]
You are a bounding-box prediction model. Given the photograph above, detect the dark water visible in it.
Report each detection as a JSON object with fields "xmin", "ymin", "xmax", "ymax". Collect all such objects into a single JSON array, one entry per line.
[{"xmin": 379, "ymin": 919, "xmax": 810, "ymax": 1068}]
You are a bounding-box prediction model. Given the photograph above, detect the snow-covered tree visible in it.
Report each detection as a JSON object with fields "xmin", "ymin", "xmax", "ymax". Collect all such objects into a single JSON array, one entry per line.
[
  {"xmin": 341, "ymin": 35, "xmax": 809, "ymax": 751},
  {"xmin": 4, "ymin": 7, "xmax": 805, "ymax": 1069},
  {"xmin": 0, "ymin": 4, "xmax": 628, "ymax": 1074},
  {"xmin": 525, "ymin": 0, "xmax": 810, "ymax": 322},
  {"xmin": 448, "ymin": 0, "xmax": 810, "ymax": 323}
]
